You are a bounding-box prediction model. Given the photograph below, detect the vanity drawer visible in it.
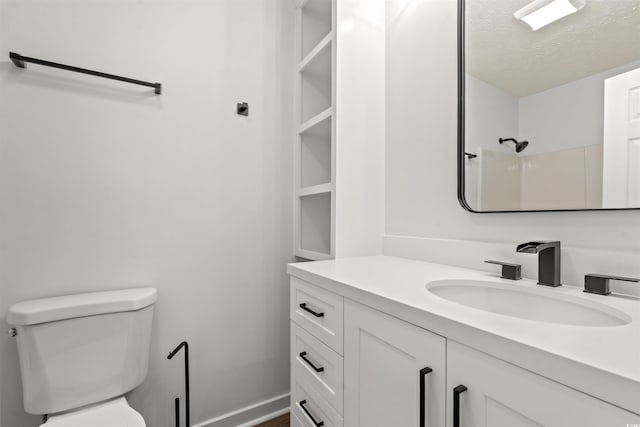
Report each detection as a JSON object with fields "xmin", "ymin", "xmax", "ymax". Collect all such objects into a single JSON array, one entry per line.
[
  {"xmin": 292, "ymin": 322, "xmax": 344, "ymax": 415},
  {"xmin": 291, "ymin": 277, "xmax": 344, "ymax": 354},
  {"xmin": 292, "ymin": 374, "xmax": 343, "ymax": 427}
]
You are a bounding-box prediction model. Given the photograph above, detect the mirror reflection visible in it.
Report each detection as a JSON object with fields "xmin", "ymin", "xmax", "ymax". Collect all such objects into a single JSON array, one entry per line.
[{"xmin": 462, "ymin": 0, "xmax": 640, "ymax": 211}]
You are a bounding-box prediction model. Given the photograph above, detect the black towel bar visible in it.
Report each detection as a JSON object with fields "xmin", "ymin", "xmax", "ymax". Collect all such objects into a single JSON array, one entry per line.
[{"xmin": 9, "ymin": 52, "xmax": 162, "ymax": 94}]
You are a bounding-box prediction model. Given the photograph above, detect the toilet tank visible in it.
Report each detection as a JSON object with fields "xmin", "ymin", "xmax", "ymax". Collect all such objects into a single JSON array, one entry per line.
[{"xmin": 7, "ymin": 288, "xmax": 157, "ymax": 415}]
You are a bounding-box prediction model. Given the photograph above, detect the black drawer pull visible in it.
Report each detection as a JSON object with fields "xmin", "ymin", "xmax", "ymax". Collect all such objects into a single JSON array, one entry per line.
[
  {"xmin": 299, "ymin": 399, "xmax": 324, "ymax": 427},
  {"xmin": 419, "ymin": 367, "xmax": 433, "ymax": 427},
  {"xmin": 300, "ymin": 303, "xmax": 325, "ymax": 318},
  {"xmin": 300, "ymin": 352, "xmax": 325, "ymax": 373},
  {"xmin": 453, "ymin": 384, "xmax": 468, "ymax": 427}
]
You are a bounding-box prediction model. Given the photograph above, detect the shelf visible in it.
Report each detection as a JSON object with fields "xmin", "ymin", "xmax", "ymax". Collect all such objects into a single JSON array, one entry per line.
[
  {"xmin": 300, "ymin": 0, "xmax": 333, "ymax": 59},
  {"xmin": 300, "ymin": 192, "xmax": 331, "ymax": 255},
  {"xmin": 299, "ymin": 34, "xmax": 332, "ymax": 72},
  {"xmin": 299, "ymin": 108, "xmax": 332, "ymax": 135},
  {"xmin": 299, "ymin": 183, "xmax": 332, "ymax": 197},
  {"xmin": 300, "ymin": 42, "xmax": 332, "ymax": 123},
  {"xmin": 300, "ymin": 115, "xmax": 332, "ymax": 187},
  {"xmin": 299, "ymin": 107, "xmax": 332, "ymax": 134},
  {"xmin": 294, "ymin": 248, "xmax": 333, "ymax": 261}
]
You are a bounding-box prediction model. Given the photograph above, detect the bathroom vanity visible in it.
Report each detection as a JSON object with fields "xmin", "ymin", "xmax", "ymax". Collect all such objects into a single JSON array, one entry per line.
[{"xmin": 288, "ymin": 256, "xmax": 640, "ymax": 427}]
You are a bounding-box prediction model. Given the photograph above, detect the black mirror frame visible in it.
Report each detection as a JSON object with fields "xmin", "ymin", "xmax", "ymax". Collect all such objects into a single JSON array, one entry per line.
[{"xmin": 456, "ymin": 0, "xmax": 638, "ymax": 213}]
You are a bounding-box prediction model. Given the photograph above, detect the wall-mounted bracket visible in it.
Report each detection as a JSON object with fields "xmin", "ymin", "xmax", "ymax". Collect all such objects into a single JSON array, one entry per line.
[{"xmin": 237, "ymin": 102, "xmax": 249, "ymax": 116}]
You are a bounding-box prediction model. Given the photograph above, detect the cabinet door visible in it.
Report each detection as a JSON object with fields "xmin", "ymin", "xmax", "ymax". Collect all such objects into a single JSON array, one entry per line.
[
  {"xmin": 447, "ymin": 341, "xmax": 640, "ymax": 427},
  {"xmin": 290, "ymin": 411, "xmax": 304, "ymax": 427},
  {"xmin": 344, "ymin": 299, "xmax": 446, "ymax": 427}
]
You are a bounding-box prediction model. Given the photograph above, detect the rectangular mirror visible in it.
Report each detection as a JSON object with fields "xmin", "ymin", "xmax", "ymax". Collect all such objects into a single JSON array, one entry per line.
[{"xmin": 458, "ymin": 0, "xmax": 640, "ymax": 212}]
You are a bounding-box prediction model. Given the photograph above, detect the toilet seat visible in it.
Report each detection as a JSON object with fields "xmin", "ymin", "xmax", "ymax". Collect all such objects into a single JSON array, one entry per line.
[{"xmin": 41, "ymin": 397, "xmax": 145, "ymax": 427}]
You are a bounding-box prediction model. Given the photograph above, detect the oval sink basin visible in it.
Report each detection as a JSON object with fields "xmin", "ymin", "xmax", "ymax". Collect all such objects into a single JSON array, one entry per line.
[{"xmin": 426, "ymin": 280, "xmax": 632, "ymax": 327}]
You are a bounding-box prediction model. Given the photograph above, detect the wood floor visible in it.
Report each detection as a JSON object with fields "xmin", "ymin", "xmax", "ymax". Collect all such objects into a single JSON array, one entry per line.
[{"xmin": 254, "ymin": 413, "xmax": 290, "ymax": 427}]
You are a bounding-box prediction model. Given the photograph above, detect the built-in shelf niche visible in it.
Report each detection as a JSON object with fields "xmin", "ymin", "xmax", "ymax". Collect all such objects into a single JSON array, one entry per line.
[
  {"xmin": 299, "ymin": 192, "xmax": 332, "ymax": 256},
  {"xmin": 295, "ymin": 0, "xmax": 334, "ymax": 261},
  {"xmin": 301, "ymin": 114, "xmax": 332, "ymax": 188},
  {"xmin": 300, "ymin": 40, "xmax": 332, "ymax": 123},
  {"xmin": 294, "ymin": 0, "xmax": 384, "ymax": 261},
  {"xmin": 300, "ymin": 0, "xmax": 332, "ymax": 59}
]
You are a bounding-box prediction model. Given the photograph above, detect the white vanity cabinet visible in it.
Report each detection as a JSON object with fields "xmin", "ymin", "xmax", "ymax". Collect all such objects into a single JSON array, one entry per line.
[
  {"xmin": 343, "ymin": 299, "xmax": 446, "ymax": 427},
  {"xmin": 291, "ymin": 277, "xmax": 345, "ymax": 427},
  {"xmin": 290, "ymin": 276, "xmax": 640, "ymax": 427},
  {"xmin": 447, "ymin": 341, "xmax": 640, "ymax": 427}
]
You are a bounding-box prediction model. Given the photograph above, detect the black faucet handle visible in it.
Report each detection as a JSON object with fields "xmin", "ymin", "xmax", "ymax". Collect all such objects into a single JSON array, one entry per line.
[
  {"xmin": 584, "ymin": 274, "xmax": 639, "ymax": 296},
  {"xmin": 485, "ymin": 260, "xmax": 522, "ymax": 280}
]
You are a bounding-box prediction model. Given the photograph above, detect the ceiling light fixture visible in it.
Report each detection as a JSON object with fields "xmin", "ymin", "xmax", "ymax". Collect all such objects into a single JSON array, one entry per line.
[{"xmin": 514, "ymin": 0, "xmax": 586, "ymax": 31}]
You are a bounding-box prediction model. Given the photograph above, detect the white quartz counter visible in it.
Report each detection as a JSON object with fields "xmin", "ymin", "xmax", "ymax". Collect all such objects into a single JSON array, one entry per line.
[{"xmin": 287, "ymin": 255, "xmax": 640, "ymax": 414}]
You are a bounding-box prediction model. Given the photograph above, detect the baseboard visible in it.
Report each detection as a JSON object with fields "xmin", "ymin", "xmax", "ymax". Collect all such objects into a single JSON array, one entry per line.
[
  {"xmin": 193, "ymin": 393, "xmax": 290, "ymax": 427},
  {"xmin": 235, "ymin": 407, "xmax": 290, "ymax": 427}
]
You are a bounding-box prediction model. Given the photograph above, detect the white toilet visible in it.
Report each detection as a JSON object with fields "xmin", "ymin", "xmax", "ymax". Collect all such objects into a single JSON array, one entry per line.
[{"xmin": 7, "ymin": 288, "xmax": 157, "ymax": 426}]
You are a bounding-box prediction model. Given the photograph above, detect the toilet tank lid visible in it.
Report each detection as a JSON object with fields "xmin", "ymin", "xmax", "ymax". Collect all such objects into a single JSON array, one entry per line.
[{"xmin": 7, "ymin": 288, "xmax": 157, "ymax": 326}]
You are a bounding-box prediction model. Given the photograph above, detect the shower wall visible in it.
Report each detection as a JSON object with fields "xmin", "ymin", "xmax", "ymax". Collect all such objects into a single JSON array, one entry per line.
[
  {"xmin": 465, "ymin": 61, "xmax": 640, "ymax": 209},
  {"xmin": 465, "ymin": 75, "xmax": 519, "ymax": 209},
  {"xmin": 477, "ymin": 150, "xmax": 521, "ymax": 211},
  {"xmin": 479, "ymin": 145, "xmax": 603, "ymax": 210},
  {"xmin": 520, "ymin": 145, "xmax": 603, "ymax": 210}
]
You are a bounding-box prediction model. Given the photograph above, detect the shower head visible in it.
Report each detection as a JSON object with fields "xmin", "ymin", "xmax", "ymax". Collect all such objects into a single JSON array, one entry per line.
[
  {"xmin": 499, "ymin": 138, "xmax": 529, "ymax": 153},
  {"xmin": 515, "ymin": 140, "xmax": 529, "ymax": 153}
]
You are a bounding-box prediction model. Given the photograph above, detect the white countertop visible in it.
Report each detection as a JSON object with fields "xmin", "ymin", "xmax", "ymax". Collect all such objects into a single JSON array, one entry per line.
[{"xmin": 287, "ymin": 255, "xmax": 640, "ymax": 414}]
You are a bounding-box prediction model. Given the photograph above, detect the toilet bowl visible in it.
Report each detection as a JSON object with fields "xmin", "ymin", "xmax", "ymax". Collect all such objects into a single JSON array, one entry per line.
[
  {"xmin": 41, "ymin": 398, "xmax": 145, "ymax": 427},
  {"xmin": 8, "ymin": 288, "xmax": 157, "ymax": 425}
]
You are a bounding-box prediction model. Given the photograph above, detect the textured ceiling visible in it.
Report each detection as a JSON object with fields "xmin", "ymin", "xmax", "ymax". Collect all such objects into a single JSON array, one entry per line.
[{"xmin": 466, "ymin": 0, "xmax": 640, "ymax": 97}]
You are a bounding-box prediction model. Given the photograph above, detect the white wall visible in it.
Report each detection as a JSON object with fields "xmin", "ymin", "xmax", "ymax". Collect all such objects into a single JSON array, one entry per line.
[
  {"xmin": 519, "ymin": 60, "xmax": 640, "ymax": 156},
  {"xmin": 0, "ymin": 1, "xmax": 295, "ymax": 426},
  {"xmin": 386, "ymin": 0, "xmax": 640, "ymax": 254},
  {"xmin": 465, "ymin": 75, "xmax": 519, "ymax": 154},
  {"xmin": 468, "ymin": 60, "xmax": 640, "ymax": 160},
  {"xmin": 335, "ymin": 0, "xmax": 386, "ymax": 257},
  {"xmin": 464, "ymin": 75, "xmax": 518, "ymax": 208}
]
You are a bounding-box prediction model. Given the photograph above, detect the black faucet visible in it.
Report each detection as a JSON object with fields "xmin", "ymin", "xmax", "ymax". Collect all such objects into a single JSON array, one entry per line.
[{"xmin": 516, "ymin": 241, "xmax": 561, "ymax": 287}]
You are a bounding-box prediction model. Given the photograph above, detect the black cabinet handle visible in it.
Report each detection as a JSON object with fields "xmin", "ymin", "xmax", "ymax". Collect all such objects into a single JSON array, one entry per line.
[
  {"xmin": 300, "ymin": 352, "xmax": 325, "ymax": 373},
  {"xmin": 419, "ymin": 367, "xmax": 433, "ymax": 427},
  {"xmin": 299, "ymin": 400, "xmax": 324, "ymax": 427},
  {"xmin": 300, "ymin": 303, "xmax": 325, "ymax": 318},
  {"xmin": 453, "ymin": 385, "xmax": 468, "ymax": 427}
]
